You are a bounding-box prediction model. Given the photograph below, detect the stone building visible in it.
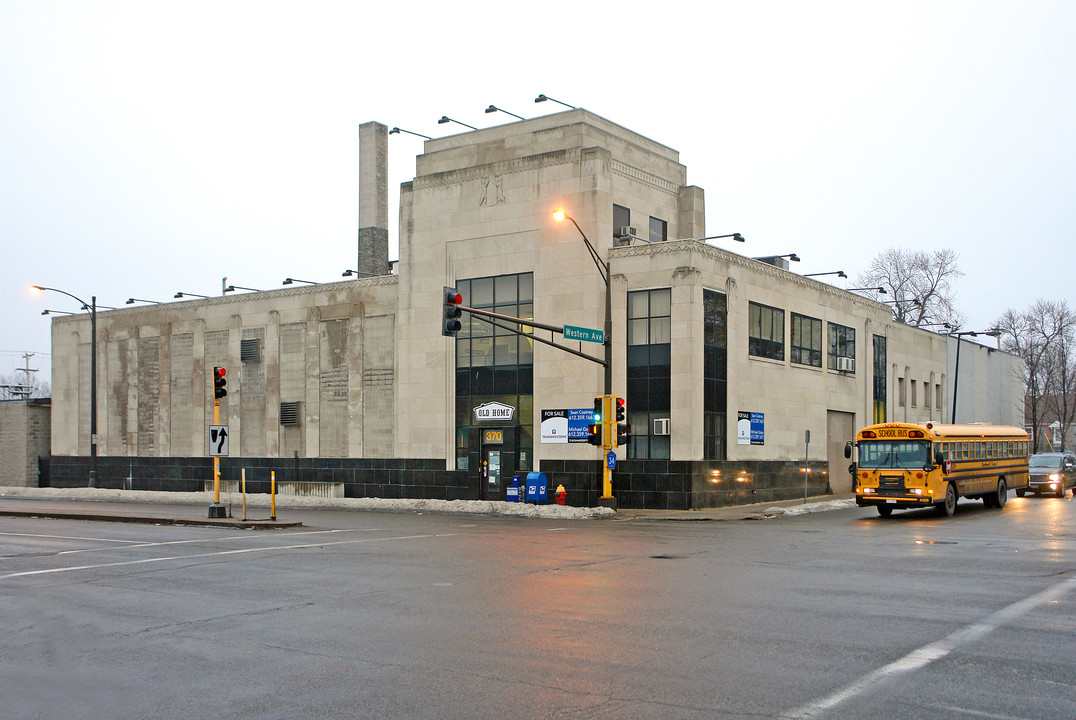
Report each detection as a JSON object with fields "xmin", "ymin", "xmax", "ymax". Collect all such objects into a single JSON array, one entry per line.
[{"xmin": 44, "ymin": 110, "xmax": 1024, "ymax": 507}]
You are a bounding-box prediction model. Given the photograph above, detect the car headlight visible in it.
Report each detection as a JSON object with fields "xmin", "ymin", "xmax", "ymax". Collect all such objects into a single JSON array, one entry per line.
[{"xmin": 1049, "ymin": 473, "xmax": 1061, "ymax": 481}]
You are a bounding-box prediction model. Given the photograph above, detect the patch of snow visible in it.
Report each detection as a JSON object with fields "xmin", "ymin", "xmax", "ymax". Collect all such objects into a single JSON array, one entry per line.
[
  {"xmin": 0, "ymin": 486, "xmax": 616, "ymax": 520},
  {"xmin": 763, "ymin": 498, "xmax": 859, "ymax": 517}
]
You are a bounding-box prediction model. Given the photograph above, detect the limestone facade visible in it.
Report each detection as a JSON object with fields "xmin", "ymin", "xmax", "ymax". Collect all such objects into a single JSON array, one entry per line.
[{"xmin": 44, "ymin": 109, "xmax": 1024, "ymax": 504}]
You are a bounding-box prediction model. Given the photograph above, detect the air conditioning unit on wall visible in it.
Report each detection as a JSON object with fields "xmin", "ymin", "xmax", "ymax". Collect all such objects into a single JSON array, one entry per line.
[
  {"xmin": 654, "ymin": 418, "xmax": 670, "ymax": 436},
  {"xmin": 618, "ymin": 226, "xmax": 637, "ymax": 239},
  {"xmin": 836, "ymin": 357, "xmax": 855, "ymax": 373}
]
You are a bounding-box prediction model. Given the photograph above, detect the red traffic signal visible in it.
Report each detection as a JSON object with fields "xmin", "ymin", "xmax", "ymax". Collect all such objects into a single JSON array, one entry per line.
[
  {"xmin": 587, "ymin": 423, "xmax": 603, "ymax": 446},
  {"xmin": 442, "ymin": 286, "xmax": 463, "ymax": 337},
  {"xmin": 213, "ymin": 366, "xmax": 227, "ymax": 399},
  {"xmin": 615, "ymin": 396, "xmax": 626, "ymax": 422}
]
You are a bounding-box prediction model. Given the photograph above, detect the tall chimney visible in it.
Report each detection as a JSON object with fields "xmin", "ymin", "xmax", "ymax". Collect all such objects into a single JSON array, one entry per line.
[{"xmin": 358, "ymin": 121, "xmax": 389, "ymax": 275}]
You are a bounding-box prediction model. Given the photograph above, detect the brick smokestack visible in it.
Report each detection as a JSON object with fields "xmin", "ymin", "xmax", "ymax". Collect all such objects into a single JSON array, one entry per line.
[{"xmin": 358, "ymin": 121, "xmax": 389, "ymax": 276}]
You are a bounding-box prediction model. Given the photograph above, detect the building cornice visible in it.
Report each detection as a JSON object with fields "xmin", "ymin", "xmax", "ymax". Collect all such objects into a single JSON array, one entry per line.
[
  {"xmin": 48, "ymin": 276, "xmax": 399, "ymax": 324},
  {"xmin": 610, "ymin": 239, "xmax": 890, "ymax": 311}
]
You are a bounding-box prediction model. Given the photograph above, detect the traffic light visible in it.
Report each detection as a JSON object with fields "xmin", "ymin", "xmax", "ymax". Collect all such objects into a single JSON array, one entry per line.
[
  {"xmin": 442, "ymin": 286, "xmax": 462, "ymax": 337},
  {"xmin": 587, "ymin": 396, "xmax": 605, "ymax": 446},
  {"xmin": 213, "ymin": 366, "xmax": 227, "ymax": 399},
  {"xmin": 613, "ymin": 395, "xmax": 630, "ymax": 446}
]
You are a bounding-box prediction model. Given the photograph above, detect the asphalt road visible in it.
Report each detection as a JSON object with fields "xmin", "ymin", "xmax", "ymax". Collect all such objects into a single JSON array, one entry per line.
[{"xmin": 1, "ymin": 494, "xmax": 1074, "ymax": 720}]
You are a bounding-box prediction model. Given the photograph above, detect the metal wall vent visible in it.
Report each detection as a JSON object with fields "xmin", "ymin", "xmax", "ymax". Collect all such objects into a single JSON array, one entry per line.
[
  {"xmin": 240, "ymin": 338, "xmax": 261, "ymax": 364},
  {"xmin": 280, "ymin": 401, "xmax": 300, "ymax": 426}
]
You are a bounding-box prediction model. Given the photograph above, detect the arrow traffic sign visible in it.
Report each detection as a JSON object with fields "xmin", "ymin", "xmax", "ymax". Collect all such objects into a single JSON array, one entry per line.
[{"xmin": 209, "ymin": 425, "xmax": 229, "ymax": 456}]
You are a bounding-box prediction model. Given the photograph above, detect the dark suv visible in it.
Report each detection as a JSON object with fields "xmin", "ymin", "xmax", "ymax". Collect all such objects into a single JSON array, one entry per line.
[{"xmin": 1022, "ymin": 452, "xmax": 1076, "ymax": 498}]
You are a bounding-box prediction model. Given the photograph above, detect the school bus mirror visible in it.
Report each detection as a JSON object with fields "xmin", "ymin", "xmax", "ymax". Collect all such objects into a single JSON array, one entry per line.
[
  {"xmin": 934, "ymin": 449, "xmax": 945, "ymax": 465},
  {"xmin": 844, "ymin": 441, "xmax": 852, "ymax": 459}
]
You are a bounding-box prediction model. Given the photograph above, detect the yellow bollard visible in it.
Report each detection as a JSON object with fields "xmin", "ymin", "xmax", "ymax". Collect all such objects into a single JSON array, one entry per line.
[
  {"xmin": 241, "ymin": 468, "xmax": 247, "ymax": 521},
  {"xmin": 270, "ymin": 470, "xmax": 277, "ymax": 521}
]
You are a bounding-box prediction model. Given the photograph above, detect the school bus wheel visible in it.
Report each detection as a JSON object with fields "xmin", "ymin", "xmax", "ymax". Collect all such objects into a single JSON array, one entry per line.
[{"xmin": 936, "ymin": 482, "xmax": 958, "ymax": 517}]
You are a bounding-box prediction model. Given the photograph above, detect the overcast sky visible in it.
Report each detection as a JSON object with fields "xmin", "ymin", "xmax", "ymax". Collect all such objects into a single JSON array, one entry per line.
[{"xmin": 2, "ymin": 1, "xmax": 1073, "ymax": 382}]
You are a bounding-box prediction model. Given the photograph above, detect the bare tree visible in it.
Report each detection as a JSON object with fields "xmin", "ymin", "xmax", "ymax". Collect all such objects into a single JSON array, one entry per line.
[
  {"xmin": 994, "ymin": 300, "xmax": 1075, "ymax": 453},
  {"xmin": 1046, "ymin": 302, "xmax": 1076, "ymax": 450},
  {"xmin": 854, "ymin": 248, "xmax": 967, "ymax": 328}
]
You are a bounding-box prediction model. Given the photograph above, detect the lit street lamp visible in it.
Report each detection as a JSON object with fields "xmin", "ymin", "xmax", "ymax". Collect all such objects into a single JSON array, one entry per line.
[
  {"xmin": 32, "ymin": 285, "xmax": 99, "ymax": 487},
  {"xmin": 553, "ymin": 210, "xmax": 614, "ymax": 507}
]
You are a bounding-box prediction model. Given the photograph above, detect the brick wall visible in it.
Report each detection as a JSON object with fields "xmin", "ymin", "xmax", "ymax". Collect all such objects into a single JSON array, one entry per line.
[{"xmin": 0, "ymin": 400, "xmax": 51, "ymax": 487}]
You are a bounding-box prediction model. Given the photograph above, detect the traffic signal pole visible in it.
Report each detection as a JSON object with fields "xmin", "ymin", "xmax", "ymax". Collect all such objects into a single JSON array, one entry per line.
[
  {"xmin": 209, "ymin": 367, "xmax": 228, "ymax": 519},
  {"xmin": 553, "ymin": 211, "xmax": 617, "ymax": 509}
]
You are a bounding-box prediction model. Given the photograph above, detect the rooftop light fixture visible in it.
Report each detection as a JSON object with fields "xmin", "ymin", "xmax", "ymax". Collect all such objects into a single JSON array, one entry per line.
[
  {"xmin": 282, "ymin": 278, "xmax": 317, "ymax": 286},
  {"xmin": 125, "ymin": 298, "xmax": 161, "ymax": 304},
  {"xmin": 174, "ymin": 291, "xmax": 210, "ymax": 299},
  {"xmin": 389, "ymin": 127, "xmax": 431, "ymax": 140},
  {"xmin": 804, "ymin": 271, "xmax": 847, "ymax": 279},
  {"xmin": 484, "ymin": 105, "xmax": 524, "ymax": 120},
  {"xmin": 697, "ymin": 233, "xmax": 745, "ymax": 243},
  {"xmin": 534, "ymin": 94, "xmax": 576, "ymax": 109},
  {"xmin": 437, "ymin": 116, "xmax": 477, "ymax": 131}
]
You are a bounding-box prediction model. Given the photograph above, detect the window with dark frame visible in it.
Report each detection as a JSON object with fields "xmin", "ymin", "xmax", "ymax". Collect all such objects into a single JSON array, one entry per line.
[
  {"xmin": 454, "ymin": 272, "xmax": 535, "ymax": 471},
  {"xmin": 748, "ymin": 302, "xmax": 784, "ymax": 361},
  {"xmin": 704, "ymin": 289, "xmax": 727, "ymax": 460},
  {"xmin": 790, "ymin": 313, "xmax": 822, "ymax": 367},
  {"xmin": 828, "ymin": 322, "xmax": 855, "ymax": 371},
  {"xmin": 613, "ymin": 204, "xmax": 630, "ymax": 244},
  {"xmin": 649, "ymin": 216, "xmax": 667, "ymax": 243},
  {"xmin": 873, "ymin": 335, "xmax": 887, "ymax": 423},
  {"xmin": 627, "ymin": 288, "xmax": 671, "ymax": 460}
]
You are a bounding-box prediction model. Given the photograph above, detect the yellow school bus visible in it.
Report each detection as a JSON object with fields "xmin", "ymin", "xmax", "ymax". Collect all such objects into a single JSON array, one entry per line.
[{"xmin": 846, "ymin": 422, "xmax": 1029, "ymax": 517}]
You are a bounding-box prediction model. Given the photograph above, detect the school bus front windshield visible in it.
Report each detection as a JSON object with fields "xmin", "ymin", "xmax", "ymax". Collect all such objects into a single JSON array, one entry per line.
[{"xmin": 857, "ymin": 440, "xmax": 932, "ymax": 469}]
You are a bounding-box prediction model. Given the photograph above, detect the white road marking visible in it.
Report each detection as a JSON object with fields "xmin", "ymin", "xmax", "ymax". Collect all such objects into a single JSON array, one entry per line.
[
  {"xmin": 780, "ymin": 574, "xmax": 1076, "ymax": 719},
  {"xmin": 0, "ymin": 527, "xmax": 376, "ymax": 557},
  {"xmin": 0, "ymin": 532, "xmax": 456, "ymax": 581}
]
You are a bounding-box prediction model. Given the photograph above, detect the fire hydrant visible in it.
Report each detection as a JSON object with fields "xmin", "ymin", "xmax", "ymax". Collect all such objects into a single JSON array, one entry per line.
[{"xmin": 555, "ymin": 484, "xmax": 567, "ymax": 506}]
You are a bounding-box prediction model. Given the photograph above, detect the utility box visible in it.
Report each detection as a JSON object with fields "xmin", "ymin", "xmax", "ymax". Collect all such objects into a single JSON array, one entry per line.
[{"xmin": 506, "ymin": 474, "xmax": 522, "ymax": 502}]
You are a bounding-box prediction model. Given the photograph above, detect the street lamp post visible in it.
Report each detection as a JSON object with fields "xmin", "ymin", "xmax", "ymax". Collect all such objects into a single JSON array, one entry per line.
[
  {"xmin": 950, "ymin": 329, "xmax": 1001, "ymax": 423},
  {"xmin": 553, "ymin": 211, "xmax": 615, "ymax": 508},
  {"xmin": 33, "ymin": 286, "xmax": 98, "ymax": 487}
]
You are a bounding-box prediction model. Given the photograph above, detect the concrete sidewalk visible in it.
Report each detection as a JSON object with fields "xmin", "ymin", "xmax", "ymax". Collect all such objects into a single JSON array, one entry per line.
[{"xmin": 0, "ymin": 486, "xmax": 859, "ymax": 527}]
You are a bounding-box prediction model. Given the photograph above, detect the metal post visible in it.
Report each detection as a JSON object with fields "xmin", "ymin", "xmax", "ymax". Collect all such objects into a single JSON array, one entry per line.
[
  {"xmin": 951, "ymin": 336, "xmax": 963, "ymax": 424},
  {"xmin": 804, "ymin": 429, "xmax": 810, "ymax": 503},
  {"xmin": 208, "ymin": 391, "xmax": 227, "ymax": 518},
  {"xmin": 89, "ymin": 296, "xmax": 97, "ymax": 488}
]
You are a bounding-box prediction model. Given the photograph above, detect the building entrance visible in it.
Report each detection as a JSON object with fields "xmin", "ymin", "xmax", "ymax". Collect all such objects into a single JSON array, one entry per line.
[{"xmin": 470, "ymin": 426, "xmax": 518, "ymax": 500}]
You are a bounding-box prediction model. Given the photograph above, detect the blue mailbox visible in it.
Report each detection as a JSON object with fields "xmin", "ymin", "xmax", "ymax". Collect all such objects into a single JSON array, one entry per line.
[{"xmin": 525, "ymin": 472, "xmax": 548, "ymax": 504}]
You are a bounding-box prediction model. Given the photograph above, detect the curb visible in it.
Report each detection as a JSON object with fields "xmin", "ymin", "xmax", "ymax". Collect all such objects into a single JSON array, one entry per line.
[{"xmin": 0, "ymin": 508, "xmax": 301, "ymax": 529}]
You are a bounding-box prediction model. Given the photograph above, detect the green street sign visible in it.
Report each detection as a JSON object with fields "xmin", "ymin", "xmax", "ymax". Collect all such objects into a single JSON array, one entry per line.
[{"xmin": 563, "ymin": 324, "xmax": 604, "ymax": 344}]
